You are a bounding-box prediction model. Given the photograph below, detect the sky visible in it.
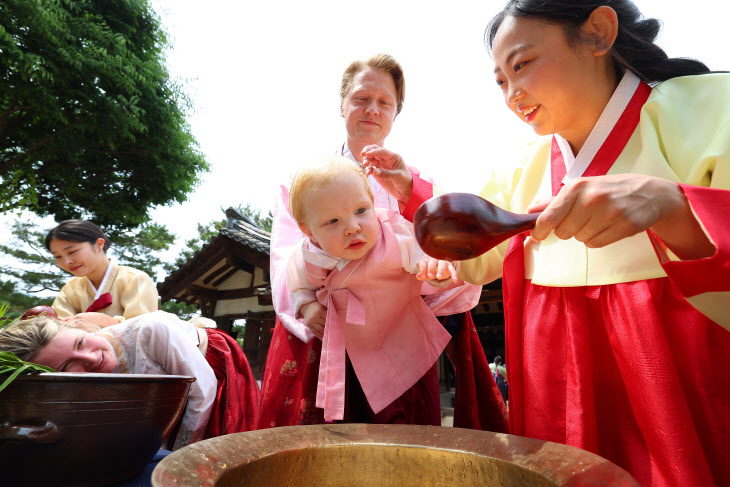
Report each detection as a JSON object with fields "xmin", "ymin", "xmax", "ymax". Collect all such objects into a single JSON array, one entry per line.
[
  {"xmin": 3, "ymin": 0, "xmax": 726, "ymax": 276},
  {"xmin": 145, "ymin": 0, "xmax": 726, "ymax": 245}
]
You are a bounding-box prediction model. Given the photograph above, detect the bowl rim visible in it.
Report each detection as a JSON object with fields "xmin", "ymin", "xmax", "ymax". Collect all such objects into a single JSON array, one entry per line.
[
  {"xmin": 2, "ymin": 372, "xmax": 196, "ymax": 384},
  {"xmin": 151, "ymin": 423, "xmax": 639, "ymax": 486}
]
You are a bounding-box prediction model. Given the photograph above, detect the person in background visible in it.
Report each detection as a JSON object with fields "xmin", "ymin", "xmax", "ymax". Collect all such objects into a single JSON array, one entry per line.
[
  {"xmin": 46, "ymin": 220, "xmax": 158, "ymax": 320},
  {"xmin": 0, "ymin": 310, "xmax": 260, "ymax": 449},
  {"xmin": 489, "ymin": 356, "xmax": 508, "ymax": 404}
]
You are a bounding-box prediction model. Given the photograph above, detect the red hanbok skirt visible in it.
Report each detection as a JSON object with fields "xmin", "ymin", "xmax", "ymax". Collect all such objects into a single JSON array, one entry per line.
[
  {"xmin": 505, "ymin": 277, "xmax": 730, "ymax": 487},
  {"xmin": 257, "ymin": 312, "xmax": 508, "ymax": 433},
  {"xmin": 203, "ymin": 329, "xmax": 261, "ymax": 437}
]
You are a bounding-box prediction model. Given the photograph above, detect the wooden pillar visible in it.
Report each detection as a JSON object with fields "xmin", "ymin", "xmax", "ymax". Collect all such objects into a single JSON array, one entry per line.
[
  {"xmin": 257, "ymin": 318, "xmax": 276, "ymax": 367},
  {"xmin": 242, "ymin": 320, "xmax": 261, "ymax": 366},
  {"xmin": 214, "ymin": 317, "xmax": 232, "ymax": 334}
]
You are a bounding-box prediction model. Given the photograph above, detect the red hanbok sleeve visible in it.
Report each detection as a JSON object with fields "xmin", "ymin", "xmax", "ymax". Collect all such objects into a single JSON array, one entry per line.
[
  {"xmin": 649, "ymin": 184, "xmax": 730, "ymax": 329},
  {"xmin": 401, "ymin": 166, "xmax": 434, "ymax": 222}
]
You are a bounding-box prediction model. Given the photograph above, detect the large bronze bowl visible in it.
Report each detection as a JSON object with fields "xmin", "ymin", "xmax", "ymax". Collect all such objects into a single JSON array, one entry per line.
[
  {"xmin": 0, "ymin": 372, "xmax": 194, "ymax": 487},
  {"xmin": 152, "ymin": 424, "xmax": 639, "ymax": 486}
]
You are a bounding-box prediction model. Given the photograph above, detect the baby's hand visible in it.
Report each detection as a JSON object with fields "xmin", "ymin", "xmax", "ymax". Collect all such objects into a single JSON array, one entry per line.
[
  {"xmin": 300, "ymin": 300, "xmax": 327, "ymax": 339},
  {"xmin": 416, "ymin": 256, "xmax": 458, "ymax": 284}
]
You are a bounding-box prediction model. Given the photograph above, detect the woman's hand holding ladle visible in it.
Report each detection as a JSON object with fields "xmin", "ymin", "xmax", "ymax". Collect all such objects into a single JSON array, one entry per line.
[{"xmin": 415, "ymin": 175, "xmax": 716, "ymax": 264}]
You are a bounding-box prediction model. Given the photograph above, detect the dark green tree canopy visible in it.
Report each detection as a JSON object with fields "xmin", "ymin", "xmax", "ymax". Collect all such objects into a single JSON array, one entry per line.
[{"xmin": 0, "ymin": 0, "xmax": 208, "ymax": 228}]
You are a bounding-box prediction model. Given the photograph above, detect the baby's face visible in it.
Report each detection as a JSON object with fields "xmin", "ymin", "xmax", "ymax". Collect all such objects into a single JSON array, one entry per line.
[{"xmin": 300, "ymin": 172, "xmax": 380, "ymax": 260}]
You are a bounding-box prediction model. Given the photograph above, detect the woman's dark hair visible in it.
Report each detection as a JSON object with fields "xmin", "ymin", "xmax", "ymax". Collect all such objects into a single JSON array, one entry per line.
[
  {"xmin": 485, "ymin": 0, "xmax": 710, "ymax": 84},
  {"xmin": 494, "ymin": 355, "xmax": 504, "ymax": 365},
  {"xmin": 45, "ymin": 220, "xmax": 110, "ymax": 252}
]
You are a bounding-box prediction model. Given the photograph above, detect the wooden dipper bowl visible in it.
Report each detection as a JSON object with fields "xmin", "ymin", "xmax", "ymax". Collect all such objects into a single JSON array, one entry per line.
[{"xmin": 414, "ymin": 192, "xmax": 540, "ymax": 261}]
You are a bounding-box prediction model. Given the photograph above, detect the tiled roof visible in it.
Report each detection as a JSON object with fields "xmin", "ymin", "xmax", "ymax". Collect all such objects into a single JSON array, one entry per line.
[
  {"xmin": 221, "ymin": 207, "xmax": 270, "ymax": 254},
  {"xmin": 157, "ymin": 207, "xmax": 271, "ymax": 300}
]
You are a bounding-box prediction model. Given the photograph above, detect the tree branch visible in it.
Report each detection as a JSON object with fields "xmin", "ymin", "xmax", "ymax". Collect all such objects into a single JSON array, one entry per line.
[
  {"xmin": 3, "ymin": 114, "xmax": 92, "ymax": 169},
  {"xmin": 0, "ymin": 99, "xmax": 20, "ymax": 138}
]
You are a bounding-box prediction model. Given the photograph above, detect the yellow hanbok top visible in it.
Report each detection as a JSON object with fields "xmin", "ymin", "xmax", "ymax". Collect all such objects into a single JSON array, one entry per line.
[
  {"xmin": 459, "ymin": 73, "xmax": 730, "ymax": 328},
  {"xmin": 52, "ymin": 261, "xmax": 158, "ymax": 319}
]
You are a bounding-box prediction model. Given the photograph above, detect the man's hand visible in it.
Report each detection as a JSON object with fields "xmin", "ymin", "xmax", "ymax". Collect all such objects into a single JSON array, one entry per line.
[{"xmin": 361, "ymin": 145, "xmax": 414, "ymax": 203}]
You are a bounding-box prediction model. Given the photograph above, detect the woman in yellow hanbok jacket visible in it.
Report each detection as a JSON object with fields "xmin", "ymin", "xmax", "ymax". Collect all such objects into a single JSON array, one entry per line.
[
  {"xmin": 46, "ymin": 219, "xmax": 158, "ymax": 320},
  {"xmin": 366, "ymin": 2, "xmax": 729, "ymax": 486}
]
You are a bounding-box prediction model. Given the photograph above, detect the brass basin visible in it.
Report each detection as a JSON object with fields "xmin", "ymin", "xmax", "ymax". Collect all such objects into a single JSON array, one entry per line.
[{"xmin": 152, "ymin": 424, "xmax": 639, "ymax": 486}]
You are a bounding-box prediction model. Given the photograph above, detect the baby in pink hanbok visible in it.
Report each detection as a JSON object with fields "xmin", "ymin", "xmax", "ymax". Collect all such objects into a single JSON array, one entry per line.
[{"xmin": 286, "ymin": 155, "xmax": 479, "ymax": 422}]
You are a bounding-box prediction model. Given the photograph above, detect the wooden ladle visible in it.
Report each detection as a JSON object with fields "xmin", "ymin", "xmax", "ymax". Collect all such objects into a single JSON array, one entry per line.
[{"xmin": 414, "ymin": 193, "xmax": 541, "ymax": 261}]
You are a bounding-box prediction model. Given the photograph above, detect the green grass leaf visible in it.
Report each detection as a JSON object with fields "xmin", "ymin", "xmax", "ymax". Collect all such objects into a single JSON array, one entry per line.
[{"xmin": 0, "ymin": 351, "xmax": 57, "ymax": 393}]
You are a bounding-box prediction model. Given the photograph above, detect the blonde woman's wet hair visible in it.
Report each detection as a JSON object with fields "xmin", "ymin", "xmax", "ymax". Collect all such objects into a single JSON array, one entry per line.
[
  {"xmin": 289, "ymin": 154, "xmax": 373, "ymax": 224},
  {"xmin": 340, "ymin": 53, "xmax": 405, "ymax": 115},
  {"xmin": 0, "ymin": 316, "xmax": 101, "ymax": 363},
  {"xmin": 0, "ymin": 316, "xmax": 70, "ymax": 363}
]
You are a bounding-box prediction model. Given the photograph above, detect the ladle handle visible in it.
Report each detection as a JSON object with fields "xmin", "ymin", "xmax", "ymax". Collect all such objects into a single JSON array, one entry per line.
[{"xmin": 515, "ymin": 211, "xmax": 541, "ymax": 229}]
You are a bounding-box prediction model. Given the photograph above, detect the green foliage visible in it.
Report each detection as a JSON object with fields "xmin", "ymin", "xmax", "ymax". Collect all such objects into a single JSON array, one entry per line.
[
  {"xmin": 0, "ymin": 303, "xmax": 15, "ymax": 330},
  {"xmin": 159, "ymin": 298, "xmax": 198, "ymax": 321},
  {"xmin": 231, "ymin": 322, "xmax": 245, "ymax": 347},
  {"xmin": 0, "ymin": 280, "xmax": 50, "ymax": 319},
  {"xmin": 0, "ymin": 0, "xmax": 209, "ymax": 229},
  {"xmin": 106, "ymin": 222, "xmax": 175, "ymax": 278},
  {"xmin": 245, "ymin": 205, "xmax": 273, "ymax": 233},
  {"xmin": 0, "ymin": 220, "xmax": 61, "ymax": 295},
  {"xmin": 0, "ymin": 352, "xmax": 56, "ymax": 393}
]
